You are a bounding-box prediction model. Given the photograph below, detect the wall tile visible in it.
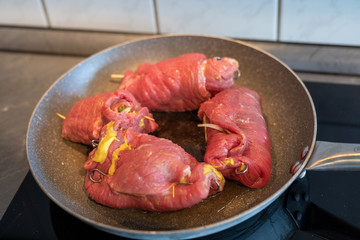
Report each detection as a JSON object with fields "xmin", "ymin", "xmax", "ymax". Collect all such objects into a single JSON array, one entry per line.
[
  {"xmin": 156, "ymin": 0, "xmax": 278, "ymax": 41},
  {"xmin": 0, "ymin": 0, "xmax": 48, "ymax": 27},
  {"xmin": 44, "ymin": 0, "xmax": 157, "ymax": 33},
  {"xmin": 280, "ymin": 0, "xmax": 360, "ymax": 46}
]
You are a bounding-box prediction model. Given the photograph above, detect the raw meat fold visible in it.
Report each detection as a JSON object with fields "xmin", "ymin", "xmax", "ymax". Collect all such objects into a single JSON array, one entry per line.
[
  {"xmin": 119, "ymin": 53, "xmax": 239, "ymax": 112},
  {"xmin": 198, "ymin": 86, "xmax": 272, "ymax": 188},
  {"xmin": 61, "ymin": 89, "xmax": 158, "ymax": 145},
  {"xmin": 83, "ymin": 121, "xmax": 225, "ymax": 211}
]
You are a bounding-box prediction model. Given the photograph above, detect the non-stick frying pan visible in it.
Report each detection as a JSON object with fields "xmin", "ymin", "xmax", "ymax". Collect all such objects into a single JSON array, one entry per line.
[{"xmin": 26, "ymin": 35, "xmax": 317, "ymax": 239}]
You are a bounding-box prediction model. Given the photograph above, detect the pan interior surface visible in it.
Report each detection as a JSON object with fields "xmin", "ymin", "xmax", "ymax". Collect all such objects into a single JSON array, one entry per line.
[{"xmin": 26, "ymin": 35, "xmax": 316, "ymax": 238}]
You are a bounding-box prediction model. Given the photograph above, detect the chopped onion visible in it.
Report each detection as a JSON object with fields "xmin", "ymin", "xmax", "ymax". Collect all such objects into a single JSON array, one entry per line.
[
  {"xmin": 198, "ymin": 116, "xmax": 231, "ymax": 142},
  {"xmin": 121, "ymin": 107, "xmax": 132, "ymax": 113},
  {"xmin": 197, "ymin": 123, "xmax": 226, "ymax": 132}
]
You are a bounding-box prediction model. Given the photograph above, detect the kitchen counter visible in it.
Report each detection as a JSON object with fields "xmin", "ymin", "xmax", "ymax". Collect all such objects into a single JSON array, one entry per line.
[
  {"xmin": 0, "ymin": 51, "xmax": 84, "ymax": 218},
  {"xmin": 1, "ymin": 27, "xmax": 360, "ymax": 238}
]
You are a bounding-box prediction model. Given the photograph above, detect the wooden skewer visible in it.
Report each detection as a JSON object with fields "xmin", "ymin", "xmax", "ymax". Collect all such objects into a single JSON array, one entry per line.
[
  {"xmin": 56, "ymin": 113, "xmax": 153, "ymax": 122},
  {"xmin": 110, "ymin": 74, "xmax": 124, "ymax": 79},
  {"xmin": 203, "ymin": 115, "xmax": 207, "ymax": 142},
  {"xmin": 56, "ymin": 113, "xmax": 66, "ymax": 120},
  {"xmin": 143, "ymin": 116, "xmax": 155, "ymax": 121},
  {"xmin": 110, "ymin": 74, "xmax": 124, "ymax": 83}
]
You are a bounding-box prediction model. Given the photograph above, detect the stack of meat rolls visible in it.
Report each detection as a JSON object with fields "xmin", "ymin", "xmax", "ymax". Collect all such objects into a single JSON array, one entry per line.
[{"xmin": 60, "ymin": 53, "xmax": 272, "ymax": 212}]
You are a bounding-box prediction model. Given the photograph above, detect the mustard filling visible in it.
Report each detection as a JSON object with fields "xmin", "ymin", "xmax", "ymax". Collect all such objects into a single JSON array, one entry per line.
[
  {"xmin": 203, "ymin": 164, "xmax": 225, "ymax": 187},
  {"xmin": 179, "ymin": 169, "xmax": 191, "ymax": 184},
  {"xmin": 224, "ymin": 157, "xmax": 234, "ymax": 166},
  {"xmin": 138, "ymin": 117, "xmax": 145, "ymax": 129},
  {"xmin": 238, "ymin": 162, "xmax": 247, "ymax": 172},
  {"xmin": 92, "ymin": 121, "xmax": 118, "ymax": 164},
  {"xmin": 179, "ymin": 175, "xmax": 188, "ymax": 184},
  {"xmin": 108, "ymin": 132, "xmax": 131, "ymax": 175},
  {"xmin": 91, "ymin": 121, "xmax": 131, "ymax": 176},
  {"xmin": 139, "ymin": 115, "xmax": 155, "ymax": 129},
  {"xmin": 212, "ymin": 157, "xmax": 234, "ymax": 169}
]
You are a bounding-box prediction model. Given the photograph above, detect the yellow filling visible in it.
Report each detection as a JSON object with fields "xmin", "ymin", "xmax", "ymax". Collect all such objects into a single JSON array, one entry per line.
[
  {"xmin": 139, "ymin": 117, "xmax": 145, "ymax": 129},
  {"xmin": 238, "ymin": 162, "xmax": 247, "ymax": 172},
  {"xmin": 139, "ymin": 115, "xmax": 155, "ymax": 129},
  {"xmin": 179, "ymin": 170, "xmax": 191, "ymax": 184},
  {"xmin": 224, "ymin": 157, "xmax": 234, "ymax": 166},
  {"xmin": 92, "ymin": 121, "xmax": 118, "ymax": 164},
  {"xmin": 91, "ymin": 121, "xmax": 131, "ymax": 175},
  {"xmin": 108, "ymin": 131, "xmax": 131, "ymax": 175},
  {"xmin": 212, "ymin": 157, "xmax": 234, "ymax": 169},
  {"xmin": 203, "ymin": 164, "xmax": 225, "ymax": 187}
]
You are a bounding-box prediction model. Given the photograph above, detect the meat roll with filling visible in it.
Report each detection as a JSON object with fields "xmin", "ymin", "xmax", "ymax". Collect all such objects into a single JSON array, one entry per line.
[
  {"xmin": 198, "ymin": 86, "xmax": 271, "ymax": 188},
  {"xmin": 83, "ymin": 121, "xmax": 225, "ymax": 211},
  {"xmin": 61, "ymin": 89, "xmax": 158, "ymax": 145},
  {"xmin": 119, "ymin": 53, "xmax": 239, "ymax": 112}
]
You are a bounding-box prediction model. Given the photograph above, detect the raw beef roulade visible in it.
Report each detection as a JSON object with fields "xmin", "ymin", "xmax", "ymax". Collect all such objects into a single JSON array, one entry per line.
[
  {"xmin": 61, "ymin": 89, "xmax": 158, "ymax": 145},
  {"xmin": 119, "ymin": 53, "xmax": 239, "ymax": 112},
  {"xmin": 83, "ymin": 121, "xmax": 225, "ymax": 211},
  {"xmin": 198, "ymin": 86, "xmax": 272, "ymax": 188}
]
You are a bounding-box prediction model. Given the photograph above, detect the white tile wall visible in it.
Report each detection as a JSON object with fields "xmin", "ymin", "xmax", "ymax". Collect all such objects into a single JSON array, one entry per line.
[
  {"xmin": 280, "ymin": 0, "xmax": 360, "ymax": 46},
  {"xmin": 1, "ymin": 0, "xmax": 360, "ymax": 46},
  {"xmin": 0, "ymin": 0, "xmax": 48, "ymax": 27},
  {"xmin": 43, "ymin": 0, "xmax": 157, "ymax": 33},
  {"xmin": 156, "ymin": 0, "xmax": 279, "ymax": 41}
]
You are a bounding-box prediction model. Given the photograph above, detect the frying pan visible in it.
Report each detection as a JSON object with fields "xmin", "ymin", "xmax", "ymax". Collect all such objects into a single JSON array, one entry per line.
[{"xmin": 26, "ymin": 35, "xmax": 317, "ymax": 239}]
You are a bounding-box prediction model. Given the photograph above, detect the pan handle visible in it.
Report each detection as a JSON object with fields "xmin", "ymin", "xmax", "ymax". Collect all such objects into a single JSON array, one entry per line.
[
  {"xmin": 287, "ymin": 141, "xmax": 360, "ymax": 233},
  {"xmin": 306, "ymin": 141, "xmax": 360, "ymax": 171}
]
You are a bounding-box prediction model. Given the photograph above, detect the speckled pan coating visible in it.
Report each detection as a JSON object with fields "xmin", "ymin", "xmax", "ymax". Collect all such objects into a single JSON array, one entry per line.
[{"xmin": 26, "ymin": 35, "xmax": 317, "ymax": 239}]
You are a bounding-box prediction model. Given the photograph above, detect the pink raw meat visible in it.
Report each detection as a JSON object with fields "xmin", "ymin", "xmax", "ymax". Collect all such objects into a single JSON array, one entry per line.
[
  {"xmin": 198, "ymin": 86, "xmax": 272, "ymax": 188},
  {"xmin": 61, "ymin": 89, "xmax": 158, "ymax": 145},
  {"xmin": 83, "ymin": 122, "xmax": 225, "ymax": 211},
  {"xmin": 119, "ymin": 53, "xmax": 239, "ymax": 112}
]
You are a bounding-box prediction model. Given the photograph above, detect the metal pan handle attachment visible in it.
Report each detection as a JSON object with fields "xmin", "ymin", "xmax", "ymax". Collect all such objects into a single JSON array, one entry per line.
[
  {"xmin": 306, "ymin": 141, "xmax": 360, "ymax": 171},
  {"xmin": 286, "ymin": 141, "xmax": 360, "ymax": 233}
]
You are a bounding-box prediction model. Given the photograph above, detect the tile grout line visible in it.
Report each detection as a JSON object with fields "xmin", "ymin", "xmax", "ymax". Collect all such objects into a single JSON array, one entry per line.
[
  {"xmin": 40, "ymin": 0, "xmax": 51, "ymax": 28},
  {"xmin": 276, "ymin": 0, "xmax": 282, "ymax": 42},
  {"xmin": 152, "ymin": 0, "xmax": 161, "ymax": 34}
]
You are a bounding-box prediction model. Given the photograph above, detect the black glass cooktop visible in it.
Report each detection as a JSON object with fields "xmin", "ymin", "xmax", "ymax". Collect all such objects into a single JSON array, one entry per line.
[{"xmin": 1, "ymin": 82, "xmax": 360, "ymax": 240}]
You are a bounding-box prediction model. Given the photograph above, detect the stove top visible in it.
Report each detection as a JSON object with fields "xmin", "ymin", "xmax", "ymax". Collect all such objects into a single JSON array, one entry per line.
[
  {"xmin": 1, "ymin": 169, "xmax": 360, "ymax": 240},
  {"xmin": 1, "ymin": 73, "xmax": 360, "ymax": 240},
  {"xmin": 0, "ymin": 172, "xmax": 295, "ymax": 240}
]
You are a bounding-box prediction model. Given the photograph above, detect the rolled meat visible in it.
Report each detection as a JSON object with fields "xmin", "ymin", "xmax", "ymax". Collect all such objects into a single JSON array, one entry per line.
[
  {"xmin": 61, "ymin": 89, "xmax": 158, "ymax": 145},
  {"xmin": 83, "ymin": 121, "xmax": 225, "ymax": 211},
  {"xmin": 119, "ymin": 53, "xmax": 239, "ymax": 112},
  {"xmin": 198, "ymin": 86, "xmax": 272, "ymax": 188}
]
